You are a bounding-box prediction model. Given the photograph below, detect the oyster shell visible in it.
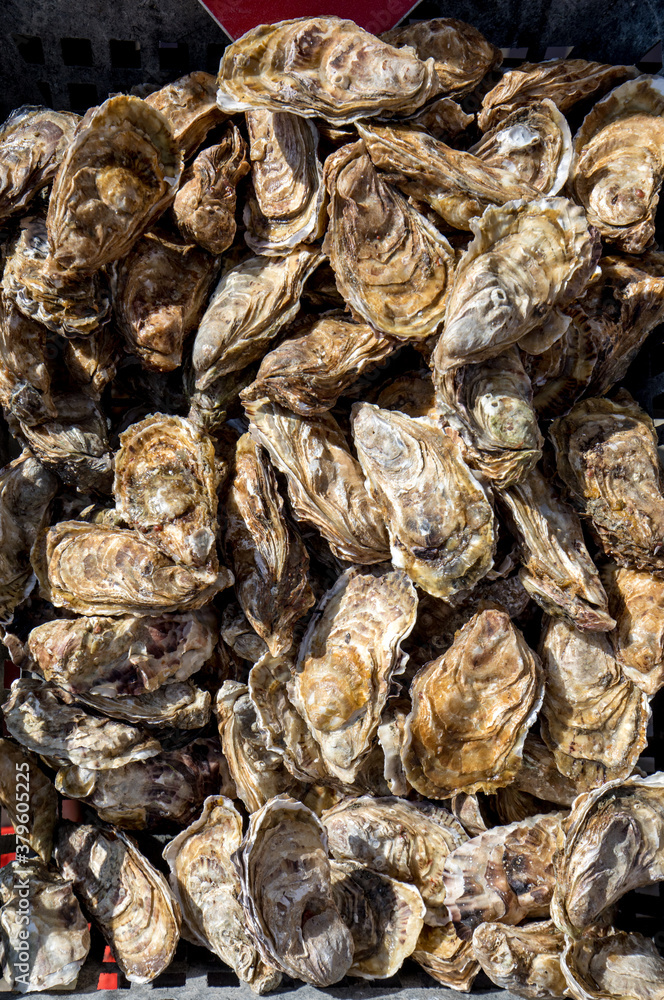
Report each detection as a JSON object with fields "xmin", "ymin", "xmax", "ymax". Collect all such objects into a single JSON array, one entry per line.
[
  {"xmin": 572, "ymin": 76, "xmax": 664, "ymax": 252},
  {"xmin": 114, "ymin": 230, "xmax": 219, "ymax": 372},
  {"xmin": 376, "ymin": 370, "xmax": 438, "ymax": 420},
  {"xmin": 322, "ymin": 141, "xmax": 456, "ymax": 340},
  {"xmin": 0, "ymin": 294, "xmax": 56, "ymax": 427},
  {"xmin": 352, "ymin": 403, "xmax": 495, "ymax": 598},
  {"xmin": 479, "ymin": 59, "xmax": 636, "ymax": 131},
  {"xmin": 163, "ymin": 795, "xmax": 281, "ymax": 994},
  {"xmin": 173, "ymin": 125, "xmax": 250, "ymax": 254},
  {"xmin": 54, "ymin": 822, "xmax": 181, "ymax": 983},
  {"xmin": 432, "ymin": 197, "xmax": 597, "ymax": 373},
  {"xmin": 604, "ymin": 564, "xmax": 664, "ymax": 696},
  {"xmin": 551, "ymin": 393, "xmax": 664, "ymax": 573},
  {"xmin": 216, "ymin": 17, "xmax": 437, "ymax": 122},
  {"xmin": 403, "ymin": 609, "xmax": 544, "ymax": 797},
  {"xmin": 47, "ymin": 95, "xmax": 182, "ymax": 272},
  {"xmin": 72, "ymin": 679, "xmax": 212, "ymax": 729},
  {"xmin": 412, "ymin": 923, "xmax": 479, "ymax": 993},
  {"xmin": 539, "ymin": 617, "xmax": 650, "ymax": 789},
  {"xmin": 330, "ymin": 861, "xmax": 424, "ymax": 980},
  {"xmin": 145, "ymin": 71, "xmax": 226, "ymax": 158},
  {"xmin": 511, "ymin": 733, "xmax": 581, "ymax": 809},
  {"xmin": 0, "ymin": 105, "xmax": 79, "ymax": 220},
  {"xmin": 443, "ymin": 812, "xmax": 564, "ymax": 940},
  {"xmin": 234, "ymin": 796, "xmax": 354, "ymax": 986},
  {"xmin": 288, "ymin": 566, "xmax": 417, "ymax": 783},
  {"xmin": 322, "ymin": 795, "xmax": 467, "ymax": 924},
  {"xmin": 407, "ymin": 97, "xmax": 474, "ymax": 143},
  {"xmin": 221, "ymin": 601, "xmax": 269, "ymax": 664},
  {"xmin": 527, "ymin": 314, "xmax": 598, "ymax": 419},
  {"xmin": 376, "ymin": 697, "xmax": 411, "ymax": 796},
  {"xmin": 472, "ymin": 919, "xmax": 566, "ymax": 999},
  {"xmin": 0, "ymin": 859, "xmax": 90, "ymax": 992},
  {"xmin": 244, "ymin": 110, "xmax": 326, "ymax": 255},
  {"xmin": 63, "ymin": 323, "xmax": 118, "ymax": 400},
  {"xmin": 562, "ymin": 929, "xmax": 664, "ymax": 1000},
  {"xmin": 246, "ymin": 401, "xmax": 390, "ymax": 564},
  {"xmin": 551, "ymin": 773, "xmax": 664, "ymax": 937},
  {"xmin": 0, "ymin": 738, "xmax": 57, "ymax": 861}
]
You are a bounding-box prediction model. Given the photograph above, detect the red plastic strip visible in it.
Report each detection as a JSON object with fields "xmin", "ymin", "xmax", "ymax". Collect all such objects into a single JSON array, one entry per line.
[{"xmin": 97, "ymin": 973, "xmax": 118, "ymax": 990}]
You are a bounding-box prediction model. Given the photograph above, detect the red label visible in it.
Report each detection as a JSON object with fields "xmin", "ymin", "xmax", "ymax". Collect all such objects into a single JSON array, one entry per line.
[{"xmin": 198, "ymin": 0, "xmax": 418, "ymax": 41}]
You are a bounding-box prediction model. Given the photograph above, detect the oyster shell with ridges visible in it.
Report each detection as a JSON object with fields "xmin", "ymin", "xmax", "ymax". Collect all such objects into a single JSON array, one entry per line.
[{"xmin": 472, "ymin": 919, "xmax": 566, "ymax": 999}]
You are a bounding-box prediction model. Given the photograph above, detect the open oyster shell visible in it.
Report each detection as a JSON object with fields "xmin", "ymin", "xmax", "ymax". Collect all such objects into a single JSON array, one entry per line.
[
  {"xmin": 562, "ymin": 929, "xmax": 664, "ymax": 1000},
  {"xmin": 47, "ymin": 96, "xmax": 181, "ymax": 273},
  {"xmin": 216, "ymin": 17, "xmax": 437, "ymax": 122},
  {"xmin": 145, "ymin": 71, "xmax": 226, "ymax": 158},
  {"xmin": 604, "ymin": 564, "xmax": 664, "ymax": 696},
  {"xmin": 163, "ymin": 795, "xmax": 281, "ymax": 993},
  {"xmin": 0, "ymin": 859, "xmax": 90, "ymax": 992},
  {"xmin": 352, "ymin": 403, "xmax": 495, "ymax": 598},
  {"xmin": 288, "ymin": 566, "xmax": 417, "ymax": 784},
  {"xmin": 403, "ymin": 608, "xmax": 544, "ymax": 797},
  {"xmin": 0, "ymin": 106, "xmax": 79, "ymax": 220},
  {"xmin": 0, "ymin": 738, "xmax": 58, "ymax": 861},
  {"xmin": 551, "ymin": 773, "xmax": 664, "ymax": 938},
  {"xmin": 54, "ymin": 821, "xmax": 181, "ymax": 984},
  {"xmin": 322, "ymin": 796, "xmax": 467, "ymax": 925},
  {"xmin": 322, "ymin": 141, "xmax": 456, "ymax": 340},
  {"xmin": 234, "ymin": 796, "xmax": 354, "ymax": 986},
  {"xmin": 472, "ymin": 919, "xmax": 566, "ymax": 999},
  {"xmin": 443, "ymin": 812, "xmax": 564, "ymax": 940},
  {"xmin": 412, "ymin": 922, "xmax": 479, "ymax": 993}
]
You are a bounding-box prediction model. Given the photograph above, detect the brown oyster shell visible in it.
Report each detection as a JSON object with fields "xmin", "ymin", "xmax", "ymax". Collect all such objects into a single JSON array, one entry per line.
[
  {"xmin": 443, "ymin": 812, "xmax": 564, "ymax": 940},
  {"xmin": 322, "ymin": 141, "xmax": 456, "ymax": 340},
  {"xmin": 551, "ymin": 393, "xmax": 664, "ymax": 574},
  {"xmin": 173, "ymin": 125, "xmax": 250, "ymax": 254},
  {"xmin": 604, "ymin": 564, "xmax": 664, "ymax": 696},
  {"xmin": 473, "ymin": 919, "xmax": 566, "ymax": 999},
  {"xmin": 0, "ymin": 859, "xmax": 90, "ymax": 992},
  {"xmin": 145, "ymin": 71, "xmax": 226, "ymax": 158},
  {"xmin": 408, "ymin": 97, "xmax": 474, "ymax": 143},
  {"xmin": 234, "ymin": 796, "xmax": 354, "ymax": 986},
  {"xmin": 0, "ymin": 738, "xmax": 58, "ymax": 861},
  {"xmin": 403, "ymin": 609, "xmax": 544, "ymax": 797},
  {"xmin": 63, "ymin": 323, "xmax": 119, "ymax": 400},
  {"xmin": 0, "ymin": 293, "xmax": 57, "ymax": 427},
  {"xmin": 352, "ymin": 403, "xmax": 495, "ymax": 598},
  {"xmin": 376, "ymin": 370, "xmax": 438, "ymax": 420},
  {"xmin": 162, "ymin": 795, "xmax": 281, "ymax": 994},
  {"xmin": 288, "ymin": 566, "xmax": 417, "ymax": 784},
  {"xmin": 47, "ymin": 95, "xmax": 182, "ymax": 273},
  {"xmin": 512, "ymin": 733, "xmax": 583, "ymax": 809},
  {"xmin": 0, "ymin": 106, "xmax": 79, "ymax": 220},
  {"xmin": 539, "ymin": 617, "xmax": 650, "ymax": 790},
  {"xmin": 221, "ymin": 600, "xmax": 269, "ymax": 664},
  {"xmin": 551, "ymin": 773, "xmax": 664, "ymax": 938},
  {"xmin": 54, "ymin": 822, "xmax": 181, "ymax": 984},
  {"xmin": 562, "ymin": 929, "xmax": 664, "ymax": 1000},
  {"xmin": 412, "ymin": 923, "xmax": 479, "ymax": 993},
  {"xmin": 216, "ymin": 17, "xmax": 437, "ymax": 122},
  {"xmin": 526, "ymin": 314, "xmax": 599, "ymax": 419},
  {"xmin": 69, "ymin": 679, "xmax": 212, "ymax": 729}
]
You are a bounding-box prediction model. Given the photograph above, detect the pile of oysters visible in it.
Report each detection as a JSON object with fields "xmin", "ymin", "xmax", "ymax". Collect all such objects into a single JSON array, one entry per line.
[{"xmin": 0, "ymin": 13, "xmax": 664, "ymax": 999}]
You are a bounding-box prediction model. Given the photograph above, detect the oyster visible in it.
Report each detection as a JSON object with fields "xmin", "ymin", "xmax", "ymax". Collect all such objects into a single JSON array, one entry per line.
[
  {"xmin": 511, "ymin": 733, "xmax": 582, "ymax": 809},
  {"xmin": 2, "ymin": 677, "xmax": 161, "ymax": 769},
  {"xmin": 173, "ymin": 125, "xmax": 250, "ymax": 254},
  {"xmin": 0, "ymin": 294, "xmax": 56, "ymax": 427},
  {"xmin": 0, "ymin": 738, "xmax": 58, "ymax": 861},
  {"xmin": 241, "ymin": 314, "xmax": 395, "ymax": 416},
  {"xmin": 407, "ymin": 97, "xmax": 473, "ymax": 143},
  {"xmin": 376, "ymin": 370, "xmax": 438, "ymax": 420},
  {"xmin": 562, "ymin": 930, "xmax": 664, "ymax": 1000},
  {"xmin": 551, "ymin": 773, "xmax": 664, "ymax": 937},
  {"xmin": 443, "ymin": 812, "xmax": 564, "ymax": 940},
  {"xmin": 114, "ymin": 230, "xmax": 218, "ymax": 372},
  {"xmin": 322, "ymin": 796, "xmax": 467, "ymax": 924},
  {"xmin": 352, "ymin": 403, "xmax": 495, "ymax": 598},
  {"xmin": 403, "ymin": 609, "xmax": 544, "ymax": 797},
  {"xmin": 322, "ymin": 141, "xmax": 456, "ymax": 340},
  {"xmin": 412, "ymin": 923, "xmax": 479, "ymax": 992},
  {"xmin": 225, "ymin": 433, "xmax": 314, "ymax": 656},
  {"xmin": 56, "ymin": 738, "xmax": 233, "ymax": 829},
  {"xmin": 247, "ymin": 401, "xmax": 390, "ymax": 564},
  {"xmin": 32, "ymin": 521, "xmax": 230, "ymax": 615},
  {"xmin": 473, "ymin": 919, "xmax": 566, "ymax": 999},
  {"xmin": 432, "ymin": 197, "xmax": 597, "ymax": 373},
  {"xmin": 163, "ymin": 795, "xmax": 281, "ymax": 993},
  {"xmin": 47, "ymin": 95, "xmax": 182, "ymax": 272},
  {"xmin": 63, "ymin": 323, "xmax": 118, "ymax": 399},
  {"xmin": 244, "ymin": 110, "xmax": 326, "ymax": 255},
  {"xmin": 234, "ymin": 797, "xmax": 354, "ymax": 986},
  {"xmin": 216, "ymin": 17, "xmax": 437, "ymax": 122},
  {"xmin": 604, "ymin": 564, "xmax": 664, "ymax": 696},
  {"xmin": 0, "ymin": 105, "xmax": 79, "ymax": 219},
  {"xmin": 376, "ymin": 698, "xmax": 411, "ymax": 796},
  {"xmin": 288, "ymin": 566, "xmax": 417, "ymax": 783},
  {"xmin": 551, "ymin": 393, "xmax": 664, "ymax": 573},
  {"xmin": 539, "ymin": 617, "xmax": 650, "ymax": 789},
  {"xmin": 221, "ymin": 601, "xmax": 269, "ymax": 663},
  {"xmin": 527, "ymin": 315, "xmax": 599, "ymax": 419},
  {"xmin": 479, "ymin": 59, "xmax": 635, "ymax": 131},
  {"xmin": 498, "ymin": 466, "xmax": 615, "ymax": 631},
  {"xmin": 0, "ymin": 859, "xmax": 89, "ymax": 992},
  {"xmin": 572, "ymin": 76, "xmax": 664, "ymax": 252},
  {"xmin": 145, "ymin": 71, "xmax": 226, "ymax": 158},
  {"xmin": 54, "ymin": 822, "xmax": 181, "ymax": 983},
  {"xmin": 330, "ymin": 861, "xmax": 424, "ymax": 980},
  {"xmin": 381, "ymin": 18, "xmax": 501, "ymax": 97},
  {"xmin": 71, "ymin": 679, "xmax": 212, "ymax": 729}
]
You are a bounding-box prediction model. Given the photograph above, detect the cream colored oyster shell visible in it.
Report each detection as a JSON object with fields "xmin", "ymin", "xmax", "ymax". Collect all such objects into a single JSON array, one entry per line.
[
  {"xmin": 47, "ymin": 95, "xmax": 182, "ymax": 273},
  {"xmin": 322, "ymin": 141, "xmax": 456, "ymax": 340},
  {"xmin": 216, "ymin": 17, "xmax": 437, "ymax": 122},
  {"xmin": 412, "ymin": 922, "xmax": 479, "ymax": 993},
  {"xmin": 163, "ymin": 795, "xmax": 281, "ymax": 993},
  {"xmin": 403, "ymin": 609, "xmax": 544, "ymax": 797},
  {"xmin": 54, "ymin": 822, "xmax": 181, "ymax": 984},
  {"xmin": 377, "ymin": 698, "xmax": 411, "ymax": 796},
  {"xmin": 0, "ymin": 105, "xmax": 79, "ymax": 220},
  {"xmin": 433, "ymin": 196, "xmax": 597, "ymax": 374},
  {"xmin": 473, "ymin": 919, "xmax": 566, "ymax": 999},
  {"xmin": 145, "ymin": 71, "xmax": 226, "ymax": 158},
  {"xmin": 288, "ymin": 566, "xmax": 417, "ymax": 784},
  {"xmin": 604, "ymin": 565, "xmax": 664, "ymax": 696},
  {"xmin": 0, "ymin": 738, "xmax": 58, "ymax": 861},
  {"xmin": 234, "ymin": 797, "xmax": 354, "ymax": 986},
  {"xmin": 351, "ymin": 403, "xmax": 495, "ymax": 598},
  {"xmin": 562, "ymin": 929, "xmax": 664, "ymax": 1000}
]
